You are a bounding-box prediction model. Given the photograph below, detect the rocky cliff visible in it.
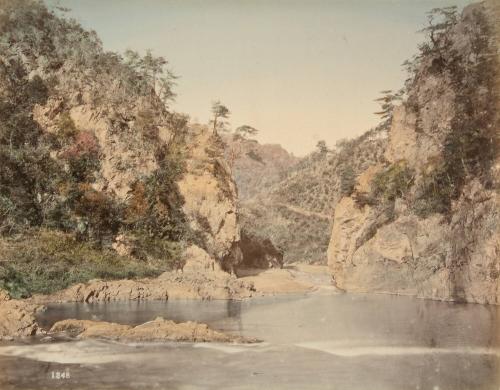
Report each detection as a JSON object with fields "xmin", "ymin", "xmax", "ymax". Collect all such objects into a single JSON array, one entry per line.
[
  {"xmin": 237, "ymin": 128, "xmax": 387, "ymax": 264},
  {"xmin": 178, "ymin": 127, "xmax": 242, "ymax": 272},
  {"xmin": 223, "ymin": 135, "xmax": 299, "ymax": 200},
  {"xmin": 328, "ymin": 2, "xmax": 499, "ymax": 304},
  {"xmin": 0, "ymin": 0, "xmax": 242, "ymax": 296}
]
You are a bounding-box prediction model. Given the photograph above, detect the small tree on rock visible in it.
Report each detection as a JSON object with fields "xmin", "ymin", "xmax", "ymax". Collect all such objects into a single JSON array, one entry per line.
[
  {"xmin": 227, "ymin": 125, "xmax": 260, "ymax": 171},
  {"xmin": 316, "ymin": 140, "xmax": 328, "ymax": 154},
  {"xmin": 210, "ymin": 101, "xmax": 230, "ymax": 135}
]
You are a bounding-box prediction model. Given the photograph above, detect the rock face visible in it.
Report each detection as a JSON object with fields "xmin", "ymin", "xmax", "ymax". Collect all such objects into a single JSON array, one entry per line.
[
  {"xmin": 224, "ymin": 136, "xmax": 299, "ymax": 201},
  {"xmin": 0, "ymin": 0, "xmax": 244, "ymax": 298},
  {"xmin": 328, "ymin": 2, "xmax": 500, "ymax": 304},
  {"xmin": 0, "ymin": 290, "xmax": 43, "ymax": 340},
  {"xmin": 179, "ymin": 127, "xmax": 242, "ymax": 272},
  {"xmin": 49, "ymin": 317, "xmax": 255, "ymax": 343},
  {"xmin": 32, "ymin": 270, "xmax": 255, "ymax": 304},
  {"xmin": 238, "ymin": 129, "xmax": 387, "ymax": 264},
  {"xmin": 36, "ymin": 103, "xmax": 242, "ymax": 272}
]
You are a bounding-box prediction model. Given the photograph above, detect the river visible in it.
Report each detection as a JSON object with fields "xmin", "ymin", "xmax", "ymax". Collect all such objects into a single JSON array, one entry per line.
[{"xmin": 0, "ymin": 292, "xmax": 498, "ymax": 389}]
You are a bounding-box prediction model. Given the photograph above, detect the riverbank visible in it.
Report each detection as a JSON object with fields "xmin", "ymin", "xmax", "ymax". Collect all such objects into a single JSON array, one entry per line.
[
  {"xmin": 1, "ymin": 292, "xmax": 499, "ymax": 390},
  {"xmin": 0, "ymin": 264, "xmax": 334, "ymax": 341},
  {"xmin": 25, "ymin": 264, "xmax": 333, "ymax": 305}
]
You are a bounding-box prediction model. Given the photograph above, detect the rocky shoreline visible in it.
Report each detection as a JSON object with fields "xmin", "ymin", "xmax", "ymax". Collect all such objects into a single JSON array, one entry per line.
[{"xmin": 0, "ymin": 265, "xmax": 331, "ymax": 341}]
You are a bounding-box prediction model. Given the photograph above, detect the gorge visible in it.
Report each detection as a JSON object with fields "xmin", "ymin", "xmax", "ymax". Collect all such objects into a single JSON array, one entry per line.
[{"xmin": 0, "ymin": 0, "xmax": 499, "ymax": 389}]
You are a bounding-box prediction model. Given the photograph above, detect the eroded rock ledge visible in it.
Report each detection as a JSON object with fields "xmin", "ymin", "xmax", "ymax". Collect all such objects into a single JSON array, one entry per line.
[
  {"xmin": 29, "ymin": 270, "xmax": 256, "ymax": 305},
  {"xmin": 49, "ymin": 317, "xmax": 257, "ymax": 343},
  {"xmin": 0, "ymin": 289, "xmax": 44, "ymax": 340}
]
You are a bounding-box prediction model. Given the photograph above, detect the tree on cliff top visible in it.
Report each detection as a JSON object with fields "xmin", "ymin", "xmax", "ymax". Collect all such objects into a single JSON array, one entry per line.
[
  {"xmin": 316, "ymin": 140, "xmax": 329, "ymax": 154},
  {"xmin": 374, "ymin": 89, "xmax": 403, "ymax": 127},
  {"xmin": 210, "ymin": 101, "xmax": 230, "ymax": 134},
  {"xmin": 226, "ymin": 125, "xmax": 261, "ymax": 171},
  {"xmin": 124, "ymin": 49, "xmax": 177, "ymax": 108}
]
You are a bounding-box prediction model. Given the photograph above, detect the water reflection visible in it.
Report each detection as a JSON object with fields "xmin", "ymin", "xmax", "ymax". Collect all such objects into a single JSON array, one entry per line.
[{"xmin": 12, "ymin": 293, "xmax": 498, "ymax": 390}]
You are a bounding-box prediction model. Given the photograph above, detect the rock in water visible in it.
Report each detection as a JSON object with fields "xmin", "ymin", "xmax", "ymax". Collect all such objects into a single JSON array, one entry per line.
[
  {"xmin": 0, "ymin": 292, "xmax": 43, "ymax": 340},
  {"xmin": 49, "ymin": 317, "xmax": 257, "ymax": 343}
]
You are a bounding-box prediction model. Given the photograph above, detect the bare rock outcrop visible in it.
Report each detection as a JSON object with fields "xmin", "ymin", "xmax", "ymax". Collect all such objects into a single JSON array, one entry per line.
[
  {"xmin": 178, "ymin": 127, "xmax": 243, "ymax": 272},
  {"xmin": 0, "ymin": 288, "xmax": 10, "ymax": 302},
  {"xmin": 49, "ymin": 317, "xmax": 256, "ymax": 343},
  {"xmin": 0, "ymin": 290, "xmax": 44, "ymax": 340},
  {"xmin": 328, "ymin": 2, "xmax": 500, "ymax": 304},
  {"xmin": 31, "ymin": 270, "xmax": 255, "ymax": 304},
  {"xmin": 25, "ymin": 8, "xmax": 245, "ymax": 280}
]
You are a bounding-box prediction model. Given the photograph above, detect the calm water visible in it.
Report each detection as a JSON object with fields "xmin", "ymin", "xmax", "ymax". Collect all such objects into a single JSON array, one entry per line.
[{"xmin": 0, "ymin": 292, "xmax": 499, "ymax": 390}]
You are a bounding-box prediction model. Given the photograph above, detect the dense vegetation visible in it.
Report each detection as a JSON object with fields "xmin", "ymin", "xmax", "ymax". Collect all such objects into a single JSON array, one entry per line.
[
  {"xmin": 239, "ymin": 126, "xmax": 388, "ymax": 264},
  {"xmin": 238, "ymin": 5, "xmax": 498, "ymax": 265},
  {"xmin": 0, "ymin": 1, "xmax": 190, "ymax": 296},
  {"xmin": 363, "ymin": 6, "xmax": 498, "ymax": 218},
  {"xmin": 411, "ymin": 7, "xmax": 497, "ymax": 217}
]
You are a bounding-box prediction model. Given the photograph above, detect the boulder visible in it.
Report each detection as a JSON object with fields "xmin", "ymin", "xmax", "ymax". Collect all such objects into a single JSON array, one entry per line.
[
  {"xmin": 0, "ymin": 298, "xmax": 43, "ymax": 340},
  {"xmin": 50, "ymin": 317, "xmax": 257, "ymax": 343}
]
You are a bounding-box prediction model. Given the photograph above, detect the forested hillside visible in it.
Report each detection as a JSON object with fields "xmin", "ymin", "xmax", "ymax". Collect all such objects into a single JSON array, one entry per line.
[
  {"xmin": 236, "ymin": 128, "xmax": 387, "ymax": 264},
  {"xmin": 0, "ymin": 0, "xmax": 241, "ymax": 297},
  {"xmin": 328, "ymin": 2, "xmax": 499, "ymax": 304}
]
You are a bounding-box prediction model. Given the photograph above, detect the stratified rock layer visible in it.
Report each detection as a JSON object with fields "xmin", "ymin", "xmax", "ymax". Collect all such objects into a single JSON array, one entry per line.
[{"xmin": 328, "ymin": 2, "xmax": 500, "ymax": 304}]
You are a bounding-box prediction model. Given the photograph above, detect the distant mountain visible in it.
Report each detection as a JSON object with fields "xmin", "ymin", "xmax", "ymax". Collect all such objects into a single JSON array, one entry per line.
[
  {"xmin": 228, "ymin": 129, "xmax": 388, "ymax": 264},
  {"xmin": 223, "ymin": 135, "xmax": 299, "ymax": 200}
]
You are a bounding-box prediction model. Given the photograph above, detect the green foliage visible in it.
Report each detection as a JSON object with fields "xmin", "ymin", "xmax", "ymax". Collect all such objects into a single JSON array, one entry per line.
[
  {"xmin": 0, "ymin": 58, "xmax": 61, "ymax": 234},
  {"xmin": 131, "ymin": 230, "xmax": 184, "ymax": 268},
  {"xmin": 419, "ymin": 6, "xmax": 458, "ymax": 55},
  {"xmin": 370, "ymin": 161, "xmax": 414, "ymax": 203},
  {"xmin": 57, "ymin": 111, "xmax": 78, "ymax": 139},
  {"xmin": 374, "ymin": 89, "xmax": 404, "ymax": 127},
  {"xmin": 126, "ymin": 153, "xmax": 187, "ymax": 241},
  {"xmin": 398, "ymin": 5, "xmax": 497, "ymax": 218},
  {"xmin": 339, "ymin": 165, "xmax": 355, "ymax": 196},
  {"xmin": 412, "ymin": 165, "xmax": 455, "ymax": 217},
  {"xmin": 268, "ymin": 125, "xmax": 387, "ymax": 216},
  {"xmin": 441, "ymin": 8, "xmax": 496, "ymax": 189},
  {"xmin": 0, "ymin": 263, "xmax": 30, "ymax": 299},
  {"xmin": 0, "ymin": 229, "xmax": 168, "ymax": 297},
  {"xmin": 210, "ymin": 100, "xmax": 230, "ymax": 134},
  {"xmin": 240, "ymin": 203, "xmax": 331, "ymax": 264},
  {"xmin": 124, "ymin": 49, "xmax": 177, "ymax": 107},
  {"xmin": 0, "ymin": 1, "xmax": 192, "ymax": 296},
  {"xmin": 71, "ymin": 184, "xmax": 124, "ymax": 243},
  {"xmin": 316, "ymin": 140, "xmax": 329, "ymax": 154},
  {"xmin": 60, "ymin": 131, "xmax": 101, "ymax": 182}
]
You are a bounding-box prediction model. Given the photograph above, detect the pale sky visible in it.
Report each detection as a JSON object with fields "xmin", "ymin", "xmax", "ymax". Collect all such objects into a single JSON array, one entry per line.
[{"xmin": 47, "ymin": 0, "xmax": 471, "ymax": 156}]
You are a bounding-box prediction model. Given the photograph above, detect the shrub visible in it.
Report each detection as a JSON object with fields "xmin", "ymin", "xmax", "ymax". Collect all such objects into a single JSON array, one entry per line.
[
  {"xmin": 131, "ymin": 230, "xmax": 185, "ymax": 268},
  {"xmin": 57, "ymin": 111, "xmax": 78, "ymax": 139},
  {"xmin": 412, "ymin": 164, "xmax": 455, "ymax": 217},
  {"xmin": 71, "ymin": 184, "xmax": 124, "ymax": 243},
  {"xmin": 370, "ymin": 161, "xmax": 414, "ymax": 203},
  {"xmin": 60, "ymin": 131, "xmax": 101, "ymax": 182},
  {"xmin": 126, "ymin": 159, "xmax": 187, "ymax": 241},
  {"xmin": 0, "ymin": 229, "xmax": 169, "ymax": 297},
  {"xmin": 339, "ymin": 165, "xmax": 355, "ymax": 196}
]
